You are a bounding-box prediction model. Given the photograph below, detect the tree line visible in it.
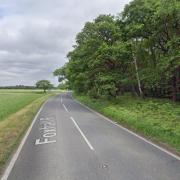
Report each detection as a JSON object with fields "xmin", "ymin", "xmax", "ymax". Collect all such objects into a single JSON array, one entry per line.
[
  {"xmin": 54, "ymin": 0, "xmax": 180, "ymax": 101},
  {"xmin": 0, "ymin": 85, "xmax": 36, "ymax": 89}
]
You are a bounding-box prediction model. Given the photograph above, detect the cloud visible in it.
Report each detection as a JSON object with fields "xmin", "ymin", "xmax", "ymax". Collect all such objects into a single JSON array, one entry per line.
[{"xmin": 0, "ymin": 0, "xmax": 131, "ymax": 86}]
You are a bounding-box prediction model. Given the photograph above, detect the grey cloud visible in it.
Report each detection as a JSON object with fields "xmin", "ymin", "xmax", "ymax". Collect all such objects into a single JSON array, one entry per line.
[
  {"xmin": 0, "ymin": 0, "xmax": 131, "ymax": 86},
  {"xmin": 0, "ymin": 16, "xmax": 73, "ymax": 54}
]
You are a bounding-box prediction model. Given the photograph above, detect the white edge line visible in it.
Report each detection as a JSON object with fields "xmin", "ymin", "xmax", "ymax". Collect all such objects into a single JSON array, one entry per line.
[
  {"xmin": 70, "ymin": 116, "xmax": 94, "ymax": 151},
  {"xmin": 62, "ymin": 104, "xmax": 69, "ymax": 112},
  {"xmin": 1, "ymin": 101, "xmax": 47, "ymax": 180},
  {"xmin": 73, "ymin": 99, "xmax": 180, "ymax": 161}
]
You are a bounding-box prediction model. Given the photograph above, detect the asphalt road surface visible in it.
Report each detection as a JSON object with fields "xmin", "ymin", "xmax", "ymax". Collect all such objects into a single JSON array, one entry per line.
[{"xmin": 2, "ymin": 93, "xmax": 180, "ymax": 180}]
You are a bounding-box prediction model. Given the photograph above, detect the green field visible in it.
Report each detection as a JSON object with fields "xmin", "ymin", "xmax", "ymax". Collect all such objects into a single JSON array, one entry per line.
[
  {"xmin": 0, "ymin": 92, "xmax": 45, "ymax": 122},
  {"xmin": 0, "ymin": 90, "xmax": 56, "ymax": 175},
  {"xmin": 74, "ymin": 93, "xmax": 180, "ymax": 153}
]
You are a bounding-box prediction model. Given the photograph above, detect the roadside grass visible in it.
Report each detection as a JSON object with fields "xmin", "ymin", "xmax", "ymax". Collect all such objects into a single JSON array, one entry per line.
[
  {"xmin": 0, "ymin": 90, "xmax": 55, "ymax": 176},
  {"xmin": 74, "ymin": 93, "xmax": 180, "ymax": 153}
]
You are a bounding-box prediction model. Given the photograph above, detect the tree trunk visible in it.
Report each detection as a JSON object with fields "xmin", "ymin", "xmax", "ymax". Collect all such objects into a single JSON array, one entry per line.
[
  {"xmin": 172, "ymin": 75, "xmax": 177, "ymax": 101},
  {"xmin": 172, "ymin": 67, "xmax": 180, "ymax": 102},
  {"xmin": 133, "ymin": 54, "xmax": 144, "ymax": 98},
  {"xmin": 131, "ymin": 84, "xmax": 138, "ymax": 96},
  {"xmin": 150, "ymin": 46, "xmax": 156, "ymax": 67}
]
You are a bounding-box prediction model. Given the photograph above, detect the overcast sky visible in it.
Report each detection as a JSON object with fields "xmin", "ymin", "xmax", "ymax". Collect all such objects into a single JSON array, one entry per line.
[{"xmin": 0, "ymin": 0, "xmax": 131, "ymax": 86}]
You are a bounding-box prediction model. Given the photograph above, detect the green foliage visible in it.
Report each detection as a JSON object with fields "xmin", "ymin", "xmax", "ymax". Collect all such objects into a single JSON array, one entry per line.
[
  {"xmin": 53, "ymin": 65, "xmax": 67, "ymax": 83},
  {"xmin": 36, "ymin": 80, "xmax": 53, "ymax": 93},
  {"xmin": 57, "ymin": 81, "xmax": 70, "ymax": 90},
  {"xmin": 55, "ymin": 0, "xmax": 180, "ymax": 101}
]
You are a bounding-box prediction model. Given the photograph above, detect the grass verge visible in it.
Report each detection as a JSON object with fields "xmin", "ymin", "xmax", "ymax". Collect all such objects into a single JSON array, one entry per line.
[
  {"xmin": 74, "ymin": 93, "xmax": 180, "ymax": 154},
  {"xmin": 0, "ymin": 93, "xmax": 54, "ymax": 176}
]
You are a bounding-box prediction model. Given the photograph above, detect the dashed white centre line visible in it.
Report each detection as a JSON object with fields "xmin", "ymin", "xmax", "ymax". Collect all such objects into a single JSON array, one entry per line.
[
  {"xmin": 63, "ymin": 104, "xmax": 69, "ymax": 112},
  {"xmin": 70, "ymin": 116, "xmax": 94, "ymax": 151}
]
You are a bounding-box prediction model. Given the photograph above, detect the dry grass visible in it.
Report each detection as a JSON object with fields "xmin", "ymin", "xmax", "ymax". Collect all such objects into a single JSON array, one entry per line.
[{"xmin": 0, "ymin": 94, "xmax": 53, "ymax": 175}]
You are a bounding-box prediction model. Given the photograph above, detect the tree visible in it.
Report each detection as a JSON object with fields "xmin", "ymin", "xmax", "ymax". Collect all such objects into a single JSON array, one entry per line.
[
  {"xmin": 53, "ymin": 65, "xmax": 67, "ymax": 83},
  {"xmin": 54, "ymin": 0, "xmax": 180, "ymax": 101},
  {"xmin": 122, "ymin": 0, "xmax": 180, "ymax": 100},
  {"xmin": 36, "ymin": 80, "xmax": 53, "ymax": 93},
  {"xmin": 65, "ymin": 15, "xmax": 123, "ymax": 97}
]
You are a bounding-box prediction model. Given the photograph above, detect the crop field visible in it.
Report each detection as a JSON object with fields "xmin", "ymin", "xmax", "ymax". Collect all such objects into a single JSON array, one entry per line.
[
  {"xmin": 0, "ymin": 89, "xmax": 56, "ymax": 175},
  {"xmin": 0, "ymin": 92, "xmax": 45, "ymax": 122},
  {"xmin": 0, "ymin": 89, "xmax": 41, "ymax": 93}
]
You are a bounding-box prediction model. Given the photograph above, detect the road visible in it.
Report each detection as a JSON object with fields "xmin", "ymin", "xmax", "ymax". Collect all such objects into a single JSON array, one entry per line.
[{"xmin": 2, "ymin": 93, "xmax": 180, "ymax": 180}]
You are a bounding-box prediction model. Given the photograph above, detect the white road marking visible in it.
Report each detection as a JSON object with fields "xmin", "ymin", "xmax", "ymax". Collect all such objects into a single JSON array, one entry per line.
[
  {"xmin": 35, "ymin": 138, "xmax": 56, "ymax": 145},
  {"xmin": 1, "ymin": 101, "xmax": 47, "ymax": 180},
  {"xmin": 61, "ymin": 96, "xmax": 63, "ymax": 103},
  {"xmin": 35, "ymin": 117, "xmax": 57, "ymax": 146},
  {"xmin": 70, "ymin": 116, "xmax": 94, "ymax": 151},
  {"xmin": 73, "ymin": 99, "xmax": 180, "ymax": 161},
  {"xmin": 63, "ymin": 104, "xmax": 69, "ymax": 112}
]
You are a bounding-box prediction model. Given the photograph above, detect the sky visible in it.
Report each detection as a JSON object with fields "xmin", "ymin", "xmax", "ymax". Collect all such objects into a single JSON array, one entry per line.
[{"xmin": 0, "ymin": 0, "xmax": 131, "ymax": 86}]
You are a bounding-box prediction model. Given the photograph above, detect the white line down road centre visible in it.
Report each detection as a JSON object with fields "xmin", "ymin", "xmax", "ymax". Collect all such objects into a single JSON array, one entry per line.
[{"xmin": 70, "ymin": 116, "xmax": 94, "ymax": 151}]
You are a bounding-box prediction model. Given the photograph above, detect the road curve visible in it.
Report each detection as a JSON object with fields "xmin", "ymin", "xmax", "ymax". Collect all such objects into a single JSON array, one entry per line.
[{"xmin": 2, "ymin": 93, "xmax": 180, "ymax": 180}]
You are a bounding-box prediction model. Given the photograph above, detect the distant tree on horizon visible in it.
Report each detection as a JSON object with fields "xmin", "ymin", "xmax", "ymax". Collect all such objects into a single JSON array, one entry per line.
[{"xmin": 35, "ymin": 80, "xmax": 53, "ymax": 93}]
